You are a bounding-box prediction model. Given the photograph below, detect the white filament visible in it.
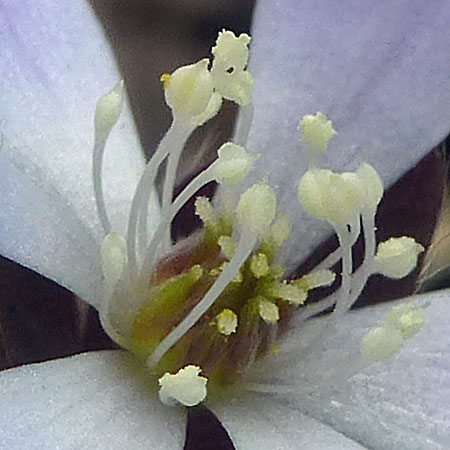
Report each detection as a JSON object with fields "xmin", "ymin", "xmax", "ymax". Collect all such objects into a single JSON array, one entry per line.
[
  {"xmin": 92, "ymin": 138, "xmax": 111, "ymax": 235},
  {"xmin": 147, "ymin": 228, "xmax": 257, "ymax": 368},
  {"xmin": 142, "ymin": 164, "xmax": 217, "ymax": 275},
  {"xmin": 126, "ymin": 119, "xmax": 194, "ymax": 275}
]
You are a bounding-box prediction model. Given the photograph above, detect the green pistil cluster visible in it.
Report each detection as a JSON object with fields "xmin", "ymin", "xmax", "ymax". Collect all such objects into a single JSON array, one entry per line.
[{"xmin": 130, "ymin": 203, "xmax": 329, "ymax": 387}]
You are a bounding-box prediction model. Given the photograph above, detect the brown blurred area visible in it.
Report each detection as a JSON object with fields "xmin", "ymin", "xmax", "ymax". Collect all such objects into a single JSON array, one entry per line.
[{"xmin": 0, "ymin": 0, "xmax": 448, "ymax": 377}]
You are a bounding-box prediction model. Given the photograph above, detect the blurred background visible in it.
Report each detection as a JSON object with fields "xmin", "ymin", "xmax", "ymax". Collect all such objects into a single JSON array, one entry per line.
[{"xmin": 0, "ymin": 0, "xmax": 449, "ymax": 383}]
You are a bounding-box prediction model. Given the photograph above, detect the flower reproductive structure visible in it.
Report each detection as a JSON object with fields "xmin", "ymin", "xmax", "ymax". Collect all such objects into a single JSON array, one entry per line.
[{"xmin": 93, "ymin": 30, "xmax": 425, "ymax": 407}]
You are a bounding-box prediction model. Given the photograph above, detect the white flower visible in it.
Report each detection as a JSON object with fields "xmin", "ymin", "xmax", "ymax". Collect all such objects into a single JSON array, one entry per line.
[{"xmin": 1, "ymin": 1, "xmax": 450, "ymax": 449}]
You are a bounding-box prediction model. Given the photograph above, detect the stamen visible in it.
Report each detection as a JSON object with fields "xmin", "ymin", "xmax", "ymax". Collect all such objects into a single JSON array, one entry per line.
[
  {"xmin": 126, "ymin": 119, "xmax": 194, "ymax": 275},
  {"xmin": 333, "ymin": 226, "xmax": 353, "ymax": 316},
  {"xmin": 163, "ymin": 59, "xmax": 214, "ymax": 121},
  {"xmin": 360, "ymin": 304, "xmax": 426, "ymax": 364},
  {"xmin": 93, "ymin": 80, "xmax": 124, "ymax": 235},
  {"xmin": 361, "ymin": 325, "xmax": 404, "ymax": 363},
  {"xmin": 141, "ymin": 143, "xmax": 257, "ymax": 274},
  {"xmin": 258, "ymin": 297, "xmax": 280, "ymax": 324},
  {"xmin": 141, "ymin": 164, "xmax": 218, "ymax": 275},
  {"xmin": 218, "ymin": 236, "xmax": 236, "ymax": 260},
  {"xmin": 235, "ymin": 182, "xmax": 277, "ymax": 237},
  {"xmin": 269, "ymin": 280, "xmax": 307, "ymax": 306},
  {"xmin": 385, "ymin": 304, "xmax": 425, "ymax": 340},
  {"xmin": 194, "ymin": 196, "xmax": 218, "ymax": 232},
  {"xmin": 250, "ymin": 253, "xmax": 270, "ymax": 278},
  {"xmin": 268, "ymin": 214, "xmax": 291, "ymax": 248},
  {"xmin": 210, "ymin": 30, "xmax": 253, "ymax": 106},
  {"xmin": 147, "ymin": 227, "xmax": 257, "ymax": 368},
  {"xmin": 100, "ymin": 232, "xmax": 127, "ymax": 288},
  {"xmin": 299, "ymin": 112, "xmax": 336, "ymax": 159},
  {"xmin": 374, "ymin": 236, "xmax": 424, "ymax": 279},
  {"xmin": 234, "ymin": 100, "xmax": 254, "ymax": 146},
  {"xmin": 216, "ymin": 309, "xmax": 238, "ymax": 336},
  {"xmin": 315, "ymin": 217, "xmax": 360, "ymax": 271},
  {"xmin": 300, "ymin": 269, "xmax": 336, "ymax": 289},
  {"xmin": 158, "ymin": 365, "xmax": 207, "ymax": 407}
]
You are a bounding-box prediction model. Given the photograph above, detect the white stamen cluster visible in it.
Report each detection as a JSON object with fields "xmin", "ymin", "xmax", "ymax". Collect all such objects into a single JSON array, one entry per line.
[
  {"xmin": 91, "ymin": 27, "xmax": 426, "ymax": 406},
  {"xmin": 91, "ymin": 30, "xmax": 262, "ymax": 385},
  {"xmin": 296, "ymin": 111, "xmax": 423, "ymax": 346}
]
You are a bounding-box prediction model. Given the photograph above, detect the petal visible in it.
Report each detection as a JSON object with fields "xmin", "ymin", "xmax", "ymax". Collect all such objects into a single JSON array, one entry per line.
[
  {"xmin": 0, "ymin": 156, "xmax": 103, "ymax": 307},
  {"xmin": 0, "ymin": 351, "xmax": 185, "ymax": 449},
  {"xmin": 238, "ymin": 0, "xmax": 450, "ymax": 268},
  {"xmin": 249, "ymin": 290, "xmax": 450, "ymax": 449},
  {"xmin": 213, "ymin": 395, "xmax": 367, "ymax": 449},
  {"xmin": 0, "ymin": 0, "xmax": 159, "ymax": 304}
]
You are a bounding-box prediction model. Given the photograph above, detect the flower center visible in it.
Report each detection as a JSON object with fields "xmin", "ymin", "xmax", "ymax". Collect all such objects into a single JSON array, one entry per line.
[
  {"xmin": 130, "ymin": 206, "xmax": 298, "ymax": 388},
  {"xmin": 93, "ymin": 29, "xmax": 425, "ymax": 407}
]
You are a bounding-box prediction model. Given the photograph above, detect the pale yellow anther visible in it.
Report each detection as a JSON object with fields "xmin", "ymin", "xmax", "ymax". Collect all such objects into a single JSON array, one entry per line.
[
  {"xmin": 299, "ymin": 112, "xmax": 336, "ymax": 153},
  {"xmin": 101, "ymin": 232, "xmax": 127, "ymax": 287},
  {"xmin": 250, "ymin": 253, "xmax": 270, "ymax": 278},
  {"xmin": 375, "ymin": 237, "xmax": 424, "ymax": 279},
  {"xmin": 211, "ymin": 30, "xmax": 253, "ymax": 105},
  {"xmin": 160, "ymin": 73, "xmax": 171, "ymax": 88},
  {"xmin": 301, "ymin": 269, "xmax": 336, "ymax": 289},
  {"xmin": 210, "ymin": 263, "xmax": 243, "ymax": 283},
  {"xmin": 361, "ymin": 302, "xmax": 426, "ymax": 363},
  {"xmin": 360, "ymin": 326, "xmax": 404, "ymax": 363},
  {"xmin": 384, "ymin": 304, "xmax": 425, "ymax": 340},
  {"xmin": 216, "ymin": 308, "xmax": 238, "ymax": 336},
  {"xmin": 269, "ymin": 214, "xmax": 291, "ymax": 247},
  {"xmin": 236, "ymin": 182, "xmax": 277, "ymax": 236},
  {"xmin": 355, "ymin": 162, "xmax": 384, "ymax": 211},
  {"xmin": 214, "ymin": 142, "xmax": 258, "ymax": 185},
  {"xmin": 193, "ymin": 92, "xmax": 223, "ymax": 127},
  {"xmin": 95, "ymin": 80, "xmax": 124, "ymax": 141},
  {"xmin": 258, "ymin": 297, "xmax": 279, "ymax": 324},
  {"xmin": 218, "ymin": 235, "xmax": 236, "ymax": 260},
  {"xmin": 398, "ymin": 308, "xmax": 425, "ymax": 340},
  {"xmin": 195, "ymin": 196, "xmax": 217, "ymax": 230},
  {"xmin": 158, "ymin": 365, "xmax": 207, "ymax": 407},
  {"xmin": 163, "ymin": 59, "xmax": 214, "ymax": 121},
  {"xmin": 298, "ymin": 168, "xmax": 364, "ymax": 226},
  {"xmin": 189, "ymin": 264, "xmax": 204, "ymax": 281},
  {"xmin": 270, "ymin": 281, "xmax": 307, "ymax": 306}
]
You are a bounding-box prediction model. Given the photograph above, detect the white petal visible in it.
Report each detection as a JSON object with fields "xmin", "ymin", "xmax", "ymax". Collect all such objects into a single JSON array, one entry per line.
[
  {"xmin": 0, "ymin": 155, "xmax": 103, "ymax": 306},
  {"xmin": 213, "ymin": 395, "xmax": 366, "ymax": 449},
  {"xmin": 236, "ymin": 0, "xmax": 450, "ymax": 268},
  {"xmin": 0, "ymin": 351, "xmax": 184, "ymax": 449},
  {"xmin": 0, "ymin": 0, "xmax": 159, "ymax": 305},
  {"xmin": 250, "ymin": 290, "xmax": 450, "ymax": 449}
]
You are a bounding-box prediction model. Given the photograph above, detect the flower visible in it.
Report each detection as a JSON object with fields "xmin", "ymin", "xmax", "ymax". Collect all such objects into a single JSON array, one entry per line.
[{"xmin": 1, "ymin": 1, "xmax": 450, "ymax": 449}]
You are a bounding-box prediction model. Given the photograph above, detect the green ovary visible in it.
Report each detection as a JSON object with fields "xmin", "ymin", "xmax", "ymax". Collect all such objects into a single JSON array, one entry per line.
[{"xmin": 130, "ymin": 217, "xmax": 299, "ymax": 387}]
